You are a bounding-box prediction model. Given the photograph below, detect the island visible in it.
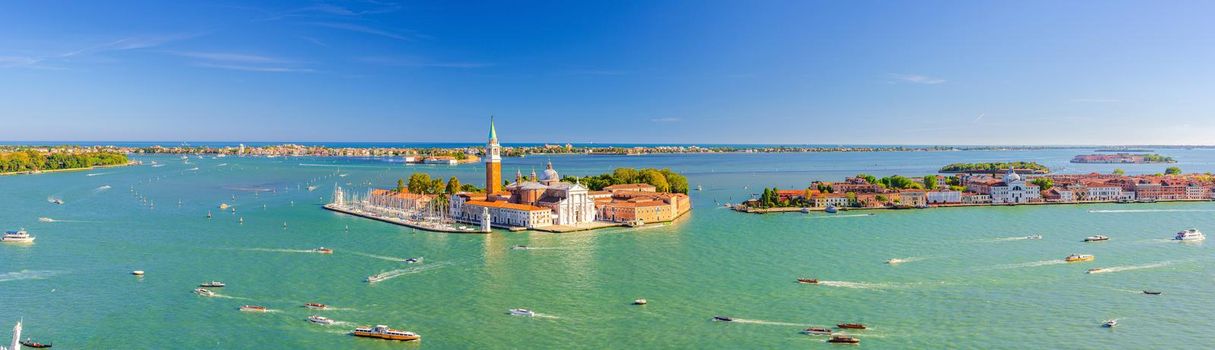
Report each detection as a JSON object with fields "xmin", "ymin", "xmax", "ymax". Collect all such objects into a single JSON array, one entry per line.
[
  {"xmin": 1071, "ymin": 153, "xmax": 1175, "ymax": 164},
  {"xmin": 938, "ymin": 162, "xmax": 1049, "ymax": 174},
  {"xmin": 0, "ymin": 148, "xmax": 130, "ymax": 175}
]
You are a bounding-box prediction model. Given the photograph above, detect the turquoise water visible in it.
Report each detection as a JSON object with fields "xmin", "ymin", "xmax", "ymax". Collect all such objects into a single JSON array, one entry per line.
[{"xmin": 3, "ymin": 150, "xmax": 1215, "ymax": 348}]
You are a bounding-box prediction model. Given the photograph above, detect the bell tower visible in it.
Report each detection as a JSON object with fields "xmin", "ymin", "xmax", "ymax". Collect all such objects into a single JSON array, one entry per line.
[{"xmin": 485, "ymin": 116, "xmax": 502, "ymax": 194}]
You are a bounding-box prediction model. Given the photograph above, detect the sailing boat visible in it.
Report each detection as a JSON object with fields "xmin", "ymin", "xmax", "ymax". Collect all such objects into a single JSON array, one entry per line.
[{"xmin": 2, "ymin": 319, "xmax": 21, "ymax": 350}]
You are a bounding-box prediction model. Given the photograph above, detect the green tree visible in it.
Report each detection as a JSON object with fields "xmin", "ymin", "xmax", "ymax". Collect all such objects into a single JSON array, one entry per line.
[
  {"xmin": 407, "ymin": 172, "xmax": 432, "ymax": 194},
  {"xmin": 445, "ymin": 176, "xmax": 461, "ymax": 194},
  {"xmin": 1165, "ymin": 166, "xmax": 1182, "ymax": 175},
  {"xmin": 396, "ymin": 178, "xmax": 406, "ymax": 192},
  {"xmin": 923, "ymin": 175, "xmax": 938, "ymax": 190},
  {"xmin": 640, "ymin": 169, "xmax": 670, "ymax": 192},
  {"xmin": 1113, "ymin": 168, "xmax": 1125, "ymax": 176},
  {"xmin": 855, "ymin": 173, "xmax": 877, "ymax": 184},
  {"xmin": 1031, "ymin": 177, "xmax": 1053, "ymax": 190}
]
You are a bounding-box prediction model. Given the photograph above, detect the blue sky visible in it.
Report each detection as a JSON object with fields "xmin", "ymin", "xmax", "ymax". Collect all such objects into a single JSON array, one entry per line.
[{"xmin": 2, "ymin": 1, "xmax": 1214, "ymax": 145}]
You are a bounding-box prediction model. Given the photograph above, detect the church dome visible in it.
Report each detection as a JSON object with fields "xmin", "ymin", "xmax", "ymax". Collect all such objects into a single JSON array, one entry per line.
[
  {"xmin": 1004, "ymin": 170, "xmax": 1021, "ymax": 182},
  {"xmin": 540, "ymin": 161, "xmax": 559, "ymax": 181}
]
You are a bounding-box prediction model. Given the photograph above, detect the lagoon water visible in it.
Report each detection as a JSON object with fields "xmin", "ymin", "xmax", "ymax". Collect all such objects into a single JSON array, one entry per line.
[{"xmin": 4, "ymin": 149, "xmax": 1215, "ymax": 348}]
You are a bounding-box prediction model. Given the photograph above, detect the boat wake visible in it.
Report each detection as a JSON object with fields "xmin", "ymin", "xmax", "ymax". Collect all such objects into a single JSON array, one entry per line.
[
  {"xmin": 238, "ymin": 248, "xmax": 322, "ymax": 254},
  {"xmin": 151, "ymin": 164, "xmax": 166, "ymax": 167},
  {"xmin": 816, "ymin": 280, "xmax": 899, "ymax": 290},
  {"xmin": 348, "ymin": 251, "xmax": 411, "ymax": 262},
  {"xmin": 86, "ymin": 172, "xmax": 109, "ymax": 177},
  {"xmin": 1089, "ymin": 261, "xmax": 1175, "ymax": 274},
  {"xmin": 370, "ymin": 262, "xmax": 453, "ymax": 282},
  {"xmin": 992, "ymin": 236, "xmax": 1040, "ymax": 242},
  {"xmin": 988, "ymin": 259, "xmax": 1067, "ymax": 270},
  {"xmin": 886, "ymin": 256, "xmax": 932, "ymax": 265},
  {"xmin": 1089, "ymin": 209, "xmax": 1215, "ymax": 213},
  {"xmin": 299, "ymin": 163, "xmax": 384, "ymax": 169},
  {"xmin": 94, "ymin": 185, "xmax": 112, "ymax": 192},
  {"xmin": 728, "ymin": 318, "xmax": 815, "ymax": 327},
  {"xmin": 211, "ymin": 293, "xmax": 251, "ymax": 300},
  {"xmin": 38, "ymin": 217, "xmax": 55, "ymax": 223},
  {"xmin": 0, "ymin": 270, "xmax": 61, "ymax": 283},
  {"xmin": 808, "ymin": 213, "xmax": 874, "ymax": 219}
]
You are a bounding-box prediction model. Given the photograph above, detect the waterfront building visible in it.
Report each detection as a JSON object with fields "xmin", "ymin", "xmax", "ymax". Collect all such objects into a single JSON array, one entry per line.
[
  {"xmin": 925, "ymin": 190, "xmax": 962, "ymax": 204},
  {"xmin": 961, "ymin": 193, "xmax": 992, "ymax": 204},
  {"xmin": 604, "ymin": 183, "xmax": 657, "ymax": 193},
  {"xmin": 423, "ymin": 156, "xmax": 458, "ymax": 165},
  {"xmin": 828, "ymin": 177, "xmax": 884, "ymax": 193},
  {"xmin": 812, "ymin": 193, "xmax": 850, "ymax": 208},
  {"xmin": 451, "ymin": 194, "xmax": 552, "ymax": 228},
  {"xmin": 1084, "ymin": 184, "xmax": 1123, "ymax": 201},
  {"xmin": 503, "ymin": 162, "xmax": 597, "ymax": 226},
  {"xmin": 899, "ymin": 189, "xmax": 928, "ymax": 207},
  {"xmin": 990, "ymin": 170, "xmax": 1041, "ymax": 204},
  {"xmin": 596, "ymin": 191, "xmax": 691, "ymax": 223}
]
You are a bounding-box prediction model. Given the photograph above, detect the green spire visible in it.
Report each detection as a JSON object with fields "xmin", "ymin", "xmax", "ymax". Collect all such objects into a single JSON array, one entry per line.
[{"xmin": 489, "ymin": 115, "xmax": 498, "ymax": 142}]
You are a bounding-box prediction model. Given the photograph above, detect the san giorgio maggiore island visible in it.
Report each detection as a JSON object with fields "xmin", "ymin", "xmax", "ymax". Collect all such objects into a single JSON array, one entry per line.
[{"xmin": 323, "ymin": 118, "xmax": 691, "ymax": 233}]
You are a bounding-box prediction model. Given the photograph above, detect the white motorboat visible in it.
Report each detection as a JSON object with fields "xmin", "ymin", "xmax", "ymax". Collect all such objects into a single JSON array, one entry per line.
[
  {"xmin": 885, "ymin": 258, "xmax": 905, "ymax": 264},
  {"xmin": 200, "ymin": 281, "xmax": 225, "ymax": 288},
  {"xmin": 131, "ymin": 270, "xmax": 145, "ymax": 276},
  {"xmin": 508, "ymin": 308, "xmax": 536, "ymax": 317},
  {"xmin": 1174, "ymin": 228, "xmax": 1205, "ymax": 241},
  {"xmin": 1102, "ymin": 319, "xmax": 1118, "ymax": 328},
  {"xmin": 633, "ymin": 298, "xmax": 648, "ymax": 305},
  {"xmin": 194, "ymin": 288, "xmax": 216, "ymax": 297},
  {"xmin": 1, "ymin": 229, "xmax": 35, "ymax": 243},
  {"xmin": 1084, "ymin": 235, "xmax": 1109, "ymax": 242},
  {"xmin": 367, "ymin": 274, "xmax": 387, "ymax": 283},
  {"xmin": 404, "ymin": 257, "xmax": 423, "ymax": 264},
  {"xmin": 308, "ymin": 315, "xmax": 335, "ymax": 325},
  {"xmin": 1026, "ymin": 234, "xmax": 1043, "ymax": 240}
]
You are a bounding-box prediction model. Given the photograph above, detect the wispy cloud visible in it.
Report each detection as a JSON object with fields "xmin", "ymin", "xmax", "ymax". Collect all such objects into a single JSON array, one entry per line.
[
  {"xmin": 891, "ymin": 73, "xmax": 945, "ymax": 85},
  {"xmin": 973, "ymin": 113, "xmax": 985, "ymax": 122},
  {"xmin": 1, "ymin": 34, "xmax": 199, "ymax": 69},
  {"xmin": 311, "ymin": 22, "xmax": 428, "ymax": 41},
  {"xmin": 564, "ymin": 69, "xmax": 629, "ymax": 76},
  {"xmin": 1071, "ymin": 98, "xmax": 1120, "ymax": 103},
  {"xmin": 194, "ymin": 63, "xmax": 314, "ymax": 73},
  {"xmin": 358, "ymin": 56, "xmax": 492, "ymax": 68},
  {"xmin": 168, "ymin": 51, "xmax": 287, "ymax": 64},
  {"xmin": 651, "ymin": 117, "xmax": 681, "ymax": 123}
]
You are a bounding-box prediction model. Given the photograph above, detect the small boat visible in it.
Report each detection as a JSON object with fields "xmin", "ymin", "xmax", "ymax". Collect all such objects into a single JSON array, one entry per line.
[
  {"xmin": 207, "ymin": 211, "xmax": 212, "ymax": 219},
  {"xmin": 200, "ymin": 281, "xmax": 225, "ymax": 288},
  {"xmin": 314, "ymin": 247, "xmax": 333, "ymax": 254},
  {"xmin": 2, "ymin": 229, "xmax": 35, "ymax": 243},
  {"xmin": 836, "ymin": 323, "xmax": 867, "ymax": 329},
  {"xmin": 712, "ymin": 316, "xmax": 734, "ymax": 322},
  {"xmin": 1065, "ymin": 254, "xmax": 1095, "ymax": 263},
  {"xmin": 304, "ymin": 302, "xmax": 328, "ymax": 310},
  {"xmin": 37, "ymin": 217, "xmax": 54, "ymax": 223},
  {"xmin": 307, "ymin": 185, "xmax": 318, "ymax": 191},
  {"xmin": 20, "ymin": 339, "xmax": 52, "ymax": 348},
  {"xmin": 511, "ymin": 245, "xmax": 529, "ymax": 250},
  {"xmin": 1025, "ymin": 234, "xmax": 1043, "ymax": 240},
  {"xmin": 404, "ymin": 257, "xmax": 422, "ymax": 264},
  {"xmin": 1084, "ymin": 235, "xmax": 1110, "ymax": 242},
  {"xmin": 625, "ymin": 218, "xmax": 645, "ymax": 227},
  {"xmin": 366, "ymin": 274, "xmax": 386, "ymax": 283},
  {"xmin": 633, "ymin": 299, "xmax": 648, "ymax": 305},
  {"xmin": 1174, "ymin": 228, "xmax": 1205, "ymax": 241},
  {"xmin": 801, "ymin": 327, "xmax": 834, "ymax": 335},
  {"xmin": 194, "ymin": 288, "xmax": 216, "ymax": 297},
  {"xmin": 885, "ymin": 258, "xmax": 904, "ymax": 265},
  {"xmin": 307, "ymin": 315, "xmax": 335, "ymax": 325},
  {"xmin": 509, "ymin": 308, "xmax": 536, "ymax": 317},
  {"xmin": 239, "ymin": 305, "xmax": 268, "ymax": 312},
  {"xmin": 825, "ymin": 205, "xmax": 838, "ymax": 214},
  {"xmin": 218, "ymin": 203, "xmax": 229, "ymax": 209},
  {"xmin": 1143, "ymin": 290, "xmax": 1163, "ymax": 295},
  {"xmin": 801, "ymin": 207, "xmax": 812, "ymax": 213},
  {"xmin": 1102, "ymin": 319, "xmax": 1118, "ymax": 328},
  {"xmin": 1086, "ymin": 268, "xmax": 1105, "ymax": 274},
  {"xmin": 696, "ymin": 185, "xmax": 703, "ymax": 191},
  {"xmin": 827, "ymin": 335, "xmax": 860, "ymax": 344},
  {"xmin": 351, "ymin": 325, "xmax": 420, "ymax": 341},
  {"xmin": 797, "ymin": 278, "xmax": 819, "ymax": 284},
  {"xmin": 50, "ymin": 199, "xmax": 64, "ymax": 205},
  {"xmin": 131, "ymin": 270, "xmax": 145, "ymax": 276}
]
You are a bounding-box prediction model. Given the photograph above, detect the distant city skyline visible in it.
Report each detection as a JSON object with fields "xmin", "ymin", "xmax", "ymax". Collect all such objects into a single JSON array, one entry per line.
[{"xmin": 2, "ymin": 1, "xmax": 1214, "ymax": 144}]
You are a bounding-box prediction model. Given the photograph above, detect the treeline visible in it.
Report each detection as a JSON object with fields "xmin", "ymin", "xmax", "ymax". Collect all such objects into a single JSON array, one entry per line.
[
  {"xmin": 562, "ymin": 167, "xmax": 689, "ymax": 193},
  {"xmin": 939, "ymin": 162, "xmax": 1049, "ymax": 173},
  {"xmin": 1142, "ymin": 154, "xmax": 1176, "ymax": 163},
  {"xmin": 398, "ymin": 172, "xmax": 482, "ymax": 195},
  {"xmin": 0, "ymin": 150, "xmax": 128, "ymax": 173}
]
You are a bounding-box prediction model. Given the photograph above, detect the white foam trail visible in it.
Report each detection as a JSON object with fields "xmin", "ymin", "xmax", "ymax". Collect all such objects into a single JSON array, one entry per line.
[
  {"xmin": 38, "ymin": 217, "xmax": 55, "ymax": 223},
  {"xmin": 816, "ymin": 281, "xmax": 898, "ymax": 289},
  {"xmin": 1089, "ymin": 209, "xmax": 1215, "ymax": 213},
  {"xmin": 990, "ymin": 259, "xmax": 1067, "ymax": 270},
  {"xmin": 299, "ymin": 163, "xmax": 385, "ymax": 169},
  {"xmin": 808, "ymin": 213, "xmax": 874, "ymax": 219},
  {"xmin": 886, "ymin": 256, "xmax": 932, "ymax": 265},
  {"xmin": 212, "ymin": 293, "xmax": 251, "ymax": 300},
  {"xmin": 238, "ymin": 248, "xmax": 321, "ymax": 254},
  {"xmin": 369, "ymin": 262, "xmax": 452, "ymax": 282},
  {"xmin": 728, "ymin": 318, "xmax": 816, "ymax": 327},
  {"xmin": 348, "ymin": 251, "xmax": 409, "ymax": 262},
  {"xmin": 1088, "ymin": 261, "xmax": 1174, "ymax": 274},
  {"xmin": 532, "ymin": 313, "xmax": 560, "ymax": 319},
  {"xmin": 187, "ymin": 167, "xmax": 199, "ymax": 171},
  {"xmin": 151, "ymin": 164, "xmax": 166, "ymax": 167},
  {"xmin": 94, "ymin": 185, "xmax": 112, "ymax": 192},
  {"xmin": 0, "ymin": 270, "xmax": 61, "ymax": 282},
  {"xmin": 218, "ymin": 163, "xmax": 228, "ymax": 167},
  {"xmin": 993, "ymin": 236, "xmax": 1039, "ymax": 242},
  {"xmin": 86, "ymin": 172, "xmax": 109, "ymax": 176}
]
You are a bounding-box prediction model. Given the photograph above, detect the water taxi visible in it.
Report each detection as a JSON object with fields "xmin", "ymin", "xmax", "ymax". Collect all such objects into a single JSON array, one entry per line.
[
  {"xmin": 797, "ymin": 278, "xmax": 819, "ymax": 284},
  {"xmin": 827, "ymin": 335, "xmax": 860, "ymax": 344},
  {"xmin": 1174, "ymin": 228, "xmax": 1205, "ymax": 241},
  {"xmin": 712, "ymin": 316, "xmax": 734, "ymax": 322},
  {"xmin": 351, "ymin": 325, "xmax": 420, "ymax": 341},
  {"xmin": 200, "ymin": 281, "xmax": 225, "ymax": 288},
  {"xmin": 239, "ymin": 305, "xmax": 268, "ymax": 312},
  {"xmin": 1025, "ymin": 234, "xmax": 1043, "ymax": 240},
  {"xmin": 304, "ymin": 302, "xmax": 328, "ymax": 310},
  {"xmin": 1065, "ymin": 254, "xmax": 1095, "ymax": 262},
  {"xmin": 1, "ymin": 229, "xmax": 35, "ymax": 243},
  {"xmin": 885, "ymin": 258, "xmax": 904, "ymax": 264},
  {"xmin": 50, "ymin": 199, "xmax": 64, "ymax": 205},
  {"xmin": 20, "ymin": 339, "xmax": 52, "ymax": 348},
  {"xmin": 1086, "ymin": 268, "xmax": 1105, "ymax": 274},
  {"xmin": 314, "ymin": 247, "xmax": 333, "ymax": 254},
  {"xmin": 508, "ymin": 308, "xmax": 536, "ymax": 317},
  {"xmin": 193, "ymin": 288, "xmax": 215, "ymax": 297},
  {"xmin": 405, "ymin": 257, "xmax": 422, "ymax": 264},
  {"xmin": 1102, "ymin": 319, "xmax": 1118, "ymax": 328},
  {"xmin": 801, "ymin": 327, "xmax": 833, "ymax": 335},
  {"xmin": 836, "ymin": 323, "xmax": 867, "ymax": 329},
  {"xmin": 633, "ymin": 298, "xmax": 648, "ymax": 305},
  {"xmin": 1084, "ymin": 235, "xmax": 1110, "ymax": 242},
  {"xmin": 131, "ymin": 270, "xmax": 145, "ymax": 276},
  {"xmin": 307, "ymin": 315, "xmax": 335, "ymax": 325}
]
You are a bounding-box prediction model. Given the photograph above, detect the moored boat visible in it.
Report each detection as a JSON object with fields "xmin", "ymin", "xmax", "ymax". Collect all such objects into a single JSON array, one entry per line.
[
  {"xmin": 200, "ymin": 281, "xmax": 225, "ymax": 288},
  {"xmin": 827, "ymin": 335, "xmax": 860, "ymax": 344},
  {"xmin": 308, "ymin": 315, "xmax": 335, "ymax": 325},
  {"xmin": 351, "ymin": 325, "xmax": 420, "ymax": 341},
  {"xmin": 1084, "ymin": 235, "xmax": 1109, "ymax": 242},
  {"xmin": 509, "ymin": 308, "xmax": 536, "ymax": 317},
  {"xmin": 20, "ymin": 339, "xmax": 52, "ymax": 348},
  {"xmin": 836, "ymin": 323, "xmax": 867, "ymax": 329},
  {"xmin": 797, "ymin": 278, "xmax": 819, "ymax": 284},
  {"xmin": 2, "ymin": 229, "xmax": 35, "ymax": 243},
  {"xmin": 801, "ymin": 327, "xmax": 833, "ymax": 335},
  {"xmin": 239, "ymin": 305, "xmax": 268, "ymax": 312},
  {"xmin": 1174, "ymin": 228, "xmax": 1205, "ymax": 241},
  {"xmin": 305, "ymin": 302, "xmax": 328, "ymax": 310},
  {"xmin": 1065, "ymin": 254, "xmax": 1095, "ymax": 262},
  {"xmin": 825, "ymin": 205, "xmax": 838, "ymax": 214}
]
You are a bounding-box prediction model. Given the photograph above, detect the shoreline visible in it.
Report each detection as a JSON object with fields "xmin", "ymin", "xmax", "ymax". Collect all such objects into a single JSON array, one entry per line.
[
  {"xmin": 0, "ymin": 161, "xmax": 136, "ymax": 176},
  {"xmin": 734, "ymin": 198, "xmax": 1213, "ymax": 214}
]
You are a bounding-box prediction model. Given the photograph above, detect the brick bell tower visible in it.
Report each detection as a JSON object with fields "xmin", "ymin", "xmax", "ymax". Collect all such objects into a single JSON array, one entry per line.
[{"xmin": 485, "ymin": 116, "xmax": 502, "ymax": 194}]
